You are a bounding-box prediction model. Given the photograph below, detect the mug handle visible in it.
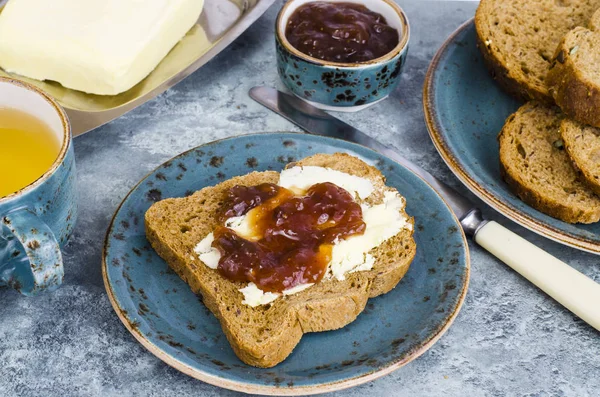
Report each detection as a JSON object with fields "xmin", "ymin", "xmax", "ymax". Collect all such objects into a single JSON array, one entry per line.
[{"xmin": 1, "ymin": 208, "xmax": 64, "ymax": 296}]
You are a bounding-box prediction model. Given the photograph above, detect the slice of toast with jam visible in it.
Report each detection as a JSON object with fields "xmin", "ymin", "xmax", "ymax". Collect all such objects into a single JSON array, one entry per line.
[{"xmin": 145, "ymin": 153, "xmax": 416, "ymax": 367}]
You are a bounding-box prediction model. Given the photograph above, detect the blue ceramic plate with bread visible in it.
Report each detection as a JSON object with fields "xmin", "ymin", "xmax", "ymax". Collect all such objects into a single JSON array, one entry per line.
[
  {"xmin": 102, "ymin": 132, "xmax": 469, "ymax": 395},
  {"xmin": 424, "ymin": 19, "xmax": 600, "ymax": 253}
]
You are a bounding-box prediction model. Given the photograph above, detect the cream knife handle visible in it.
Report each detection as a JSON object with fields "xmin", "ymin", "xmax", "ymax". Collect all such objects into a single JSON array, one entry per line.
[{"xmin": 475, "ymin": 221, "xmax": 600, "ymax": 331}]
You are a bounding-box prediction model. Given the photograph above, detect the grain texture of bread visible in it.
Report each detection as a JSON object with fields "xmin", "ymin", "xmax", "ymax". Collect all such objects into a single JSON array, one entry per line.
[
  {"xmin": 561, "ymin": 117, "xmax": 600, "ymax": 195},
  {"xmin": 145, "ymin": 153, "xmax": 416, "ymax": 367},
  {"xmin": 475, "ymin": 0, "xmax": 600, "ymax": 103},
  {"xmin": 498, "ymin": 102, "xmax": 600, "ymax": 223},
  {"xmin": 547, "ymin": 10, "xmax": 600, "ymax": 128}
]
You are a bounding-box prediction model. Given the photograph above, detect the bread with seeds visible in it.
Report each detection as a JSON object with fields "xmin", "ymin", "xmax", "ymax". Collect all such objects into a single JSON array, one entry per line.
[
  {"xmin": 498, "ymin": 102, "xmax": 600, "ymax": 223},
  {"xmin": 547, "ymin": 10, "xmax": 600, "ymax": 127},
  {"xmin": 561, "ymin": 118, "xmax": 600, "ymax": 195},
  {"xmin": 475, "ymin": 0, "xmax": 600, "ymax": 103}
]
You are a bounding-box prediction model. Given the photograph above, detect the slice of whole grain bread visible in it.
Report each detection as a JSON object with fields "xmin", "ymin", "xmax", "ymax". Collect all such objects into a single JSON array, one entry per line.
[
  {"xmin": 498, "ymin": 102, "xmax": 600, "ymax": 223},
  {"xmin": 547, "ymin": 10, "xmax": 600, "ymax": 128},
  {"xmin": 475, "ymin": 0, "xmax": 600, "ymax": 103},
  {"xmin": 145, "ymin": 153, "xmax": 416, "ymax": 367},
  {"xmin": 561, "ymin": 117, "xmax": 600, "ymax": 195}
]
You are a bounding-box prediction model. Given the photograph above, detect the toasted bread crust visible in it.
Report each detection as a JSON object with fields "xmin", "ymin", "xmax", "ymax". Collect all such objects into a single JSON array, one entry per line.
[
  {"xmin": 145, "ymin": 153, "xmax": 416, "ymax": 367},
  {"xmin": 499, "ymin": 160, "xmax": 600, "ymax": 224},
  {"xmin": 547, "ymin": 13, "xmax": 600, "ymax": 128},
  {"xmin": 549, "ymin": 65, "xmax": 600, "ymax": 128},
  {"xmin": 561, "ymin": 118, "xmax": 600, "ymax": 196}
]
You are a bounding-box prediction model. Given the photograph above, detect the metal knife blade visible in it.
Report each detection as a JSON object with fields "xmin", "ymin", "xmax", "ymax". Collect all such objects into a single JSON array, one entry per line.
[{"xmin": 249, "ymin": 86, "xmax": 477, "ymax": 226}]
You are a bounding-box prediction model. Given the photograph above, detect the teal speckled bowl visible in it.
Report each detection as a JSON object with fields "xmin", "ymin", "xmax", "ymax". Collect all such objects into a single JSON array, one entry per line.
[
  {"xmin": 275, "ymin": 0, "xmax": 410, "ymax": 112},
  {"xmin": 103, "ymin": 132, "xmax": 469, "ymax": 395}
]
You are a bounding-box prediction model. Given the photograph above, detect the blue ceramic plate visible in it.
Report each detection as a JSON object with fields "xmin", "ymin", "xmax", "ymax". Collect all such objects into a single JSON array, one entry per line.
[
  {"xmin": 102, "ymin": 133, "xmax": 469, "ymax": 395},
  {"xmin": 424, "ymin": 19, "xmax": 600, "ymax": 254}
]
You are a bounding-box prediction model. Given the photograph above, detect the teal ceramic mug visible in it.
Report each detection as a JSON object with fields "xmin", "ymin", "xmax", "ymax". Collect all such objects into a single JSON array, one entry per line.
[{"xmin": 0, "ymin": 78, "xmax": 77, "ymax": 296}]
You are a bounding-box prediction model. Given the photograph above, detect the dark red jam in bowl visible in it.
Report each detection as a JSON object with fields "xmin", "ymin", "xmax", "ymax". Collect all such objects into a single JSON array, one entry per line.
[
  {"xmin": 213, "ymin": 182, "xmax": 366, "ymax": 293},
  {"xmin": 284, "ymin": 1, "xmax": 400, "ymax": 63}
]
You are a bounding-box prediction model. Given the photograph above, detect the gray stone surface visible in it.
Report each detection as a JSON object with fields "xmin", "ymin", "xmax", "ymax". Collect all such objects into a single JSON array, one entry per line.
[{"xmin": 1, "ymin": 1, "xmax": 599, "ymax": 396}]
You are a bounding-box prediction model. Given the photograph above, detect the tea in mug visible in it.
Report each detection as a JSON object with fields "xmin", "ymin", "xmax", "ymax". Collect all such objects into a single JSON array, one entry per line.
[{"xmin": 0, "ymin": 107, "xmax": 61, "ymax": 198}]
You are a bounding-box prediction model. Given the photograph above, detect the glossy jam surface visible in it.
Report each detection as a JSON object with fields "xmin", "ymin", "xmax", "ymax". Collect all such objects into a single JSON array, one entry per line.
[
  {"xmin": 219, "ymin": 183, "xmax": 281, "ymax": 222},
  {"xmin": 285, "ymin": 2, "xmax": 400, "ymax": 63},
  {"xmin": 213, "ymin": 182, "xmax": 366, "ymax": 293}
]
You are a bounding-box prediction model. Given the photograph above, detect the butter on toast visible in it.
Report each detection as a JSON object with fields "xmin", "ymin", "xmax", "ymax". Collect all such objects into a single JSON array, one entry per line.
[{"xmin": 145, "ymin": 153, "xmax": 416, "ymax": 367}]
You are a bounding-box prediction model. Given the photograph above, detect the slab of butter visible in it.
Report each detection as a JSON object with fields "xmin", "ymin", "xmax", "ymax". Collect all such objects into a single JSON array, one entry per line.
[
  {"xmin": 0, "ymin": 0, "xmax": 204, "ymax": 95},
  {"xmin": 194, "ymin": 166, "xmax": 412, "ymax": 307}
]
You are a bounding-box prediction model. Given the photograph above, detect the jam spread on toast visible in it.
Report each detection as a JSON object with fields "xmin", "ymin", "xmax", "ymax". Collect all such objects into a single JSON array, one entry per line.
[
  {"xmin": 213, "ymin": 182, "xmax": 366, "ymax": 293},
  {"xmin": 285, "ymin": 2, "xmax": 399, "ymax": 63}
]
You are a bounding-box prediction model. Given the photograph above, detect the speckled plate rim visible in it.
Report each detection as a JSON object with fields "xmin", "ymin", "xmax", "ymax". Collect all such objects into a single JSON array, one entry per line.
[
  {"xmin": 423, "ymin": 18, "xmax": 600, "ymax": 255},
  {"xmin": 101, "ymin": 132, "xmax": 470, "ymax": 395}
]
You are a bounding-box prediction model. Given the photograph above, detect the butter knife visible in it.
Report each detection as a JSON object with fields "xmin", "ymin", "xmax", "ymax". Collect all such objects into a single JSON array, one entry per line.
[{"xmin": 249, "ymin": 86, "xmax": 600, "ymax": 331}]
